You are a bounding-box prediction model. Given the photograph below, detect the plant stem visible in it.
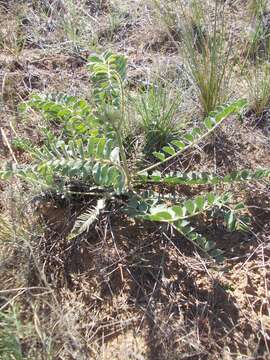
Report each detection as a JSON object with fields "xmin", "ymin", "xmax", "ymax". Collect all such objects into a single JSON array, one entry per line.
[{"xmin": 112, "ymin": 70, "xmax": 131, "ymax": 189}]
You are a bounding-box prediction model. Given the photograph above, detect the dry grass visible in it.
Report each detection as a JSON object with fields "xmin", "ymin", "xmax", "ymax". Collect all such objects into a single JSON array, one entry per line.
[{"xmin": 1, "ymin": 0, "xmax": 270, "ymax": 359}]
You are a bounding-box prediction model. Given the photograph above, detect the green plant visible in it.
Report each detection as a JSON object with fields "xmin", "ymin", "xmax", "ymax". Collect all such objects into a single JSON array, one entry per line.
[
  {"xmin": 151, "ymin": 0, "xmax": 182, "ymax": 40},
  {"xmin": 247, "ymin": 18, "xmax": 270, "ymax": 60},
  {"xmin": 2, "ymin": 52, "xmax": 270, "ymax": 261},
  {"xmin": 242, "ymin": 3, "xmax": 270, "ymax": 114},
  {"xmin": 60, "ymin": 0, "xmax": 96, "ymax": 51},
  {"xmin": 20, "ymin": 93, "xmax": 100, "ymax": 140},
  {"xmin": 0, "ymin": 15, "xmax": 26, "ymax": 57},
  {"xmin": 154, "ymin": 0, "xmax": 233, "ymax": 114},
  {"xmin": 134, "ymin": 83, "xmax": 181, "ymax": 152},
  {"xmin": 180, "ymin": 0, "xmax": 233, "ymax": 114},
  {"xmin": 248, "ymin": 0, "xmax": 268, "ymax": 19},
  {"xmin": 244, "ymin": 60, "xmax": 270, "ymax": 116},
  {"xmin": 245, "ymin": 0, "xmax": 270, "ymax": 60},
  {"xmin": 0, "ymin": 306, "xmax": 29, "ymax": 360},
  {"xmin": 105, "ymin": 9, "xmax": 126, "ymax": 42}
]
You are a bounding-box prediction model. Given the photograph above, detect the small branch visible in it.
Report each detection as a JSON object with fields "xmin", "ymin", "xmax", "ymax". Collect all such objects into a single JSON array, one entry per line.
[{"xmin": 0, "ymin": 127, "xmax": 18, "ymax": 164}]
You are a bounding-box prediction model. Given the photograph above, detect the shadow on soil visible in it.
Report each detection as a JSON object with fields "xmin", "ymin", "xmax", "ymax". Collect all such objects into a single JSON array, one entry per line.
[{"xmin": 28, "ymin": 196, "xmax": 267, "ymax": 359}]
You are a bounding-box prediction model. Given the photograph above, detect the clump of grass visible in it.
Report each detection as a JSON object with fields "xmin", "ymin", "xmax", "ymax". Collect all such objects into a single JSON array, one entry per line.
[
  {"xmin": 248, "ymin": 0, "xmax": 268, "ymax": 19},
  {"xmin": 179, "ymin": 0, "xmax": 233, "ymax": 114},
  {"xmin": 246, "ymin": 0, "xmax": 270, "ymax": 60},
  {"xmin": 153, "ymin": 0, "xmax": 233, "ymax": 115},
  {"xmin": 243, "ymin": 2, "xmax": 270, "ymax": 116},
  {"xmin": 151, "ymin": 0, "xmax": 182, "ymax": 41},
  {"xmin": 247, "ymin": 19, "xmax": 270, "ymax": 61},
  {"xmin": 134, "ymin": 82, "xmax": 181, "ymax": 153},
  {"xmin": 60, "ymin": 0, "xmax": 97, "ymax": 51},
  {"xmin": 99, "ymin": 3, "xmax": 131, "ymax": 43},
  {"xmin": 244, "ymin": 60, "xmax": 270, "ymax": 116},
  {"xmin": 0, "ymin": 11, "xmax": 26, "ymax": 57}
]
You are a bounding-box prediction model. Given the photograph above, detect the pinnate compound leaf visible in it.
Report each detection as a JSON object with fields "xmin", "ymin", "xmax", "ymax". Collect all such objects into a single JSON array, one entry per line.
[
  {"xmin": 144, "ymin": 99, "xmax": 248, "ymax": 172},
  {"xmin": 138, "ymin": 168, "xmax": 270, "ymax": 186}
]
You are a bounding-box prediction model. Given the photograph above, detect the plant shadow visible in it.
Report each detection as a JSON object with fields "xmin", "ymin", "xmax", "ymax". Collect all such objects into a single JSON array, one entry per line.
[{"xmin": 28, "ymin": 194, "xmax": 270, "ymax": 359}]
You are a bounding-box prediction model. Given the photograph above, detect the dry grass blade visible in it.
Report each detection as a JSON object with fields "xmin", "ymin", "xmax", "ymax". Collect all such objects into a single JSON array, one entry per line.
[{"xmin": 69, "ymin": 198, "xmax": 107, "ymax": 239}]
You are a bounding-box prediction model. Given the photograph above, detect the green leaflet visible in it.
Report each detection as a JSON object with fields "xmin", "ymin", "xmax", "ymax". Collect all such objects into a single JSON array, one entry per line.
[
  {"xmin": 88, "ymin": 52, "xmax": 127, "ymax": 84},
  {"xmin": 0, "ymin": 170, "xmax": 13, "ymax": 180},
  {"xmin": 225, "ymin": 210, "xmax": 237, "ymax": 232},
  {"xmin": 152, "ymin": 152, "xmax": 166, "ymax": 161}
]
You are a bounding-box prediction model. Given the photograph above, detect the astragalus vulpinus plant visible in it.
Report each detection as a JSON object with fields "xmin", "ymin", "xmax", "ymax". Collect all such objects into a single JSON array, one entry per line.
[{"xmin": 1, "ymin": 52, "xmax": 270, "ymax": 260}]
